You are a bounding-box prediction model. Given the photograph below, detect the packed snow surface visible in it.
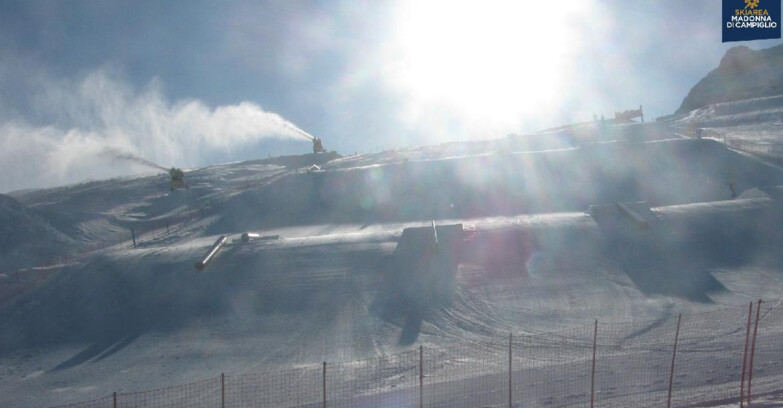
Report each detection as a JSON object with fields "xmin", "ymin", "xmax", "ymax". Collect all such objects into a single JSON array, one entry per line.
[{"xmin": 2, "ymin": 123, "xmax": 783, "ymax": 407}]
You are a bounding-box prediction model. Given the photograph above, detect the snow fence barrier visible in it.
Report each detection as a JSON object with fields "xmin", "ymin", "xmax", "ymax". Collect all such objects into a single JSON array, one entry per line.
[{"xmin": 47, "ymin": 299, "xmax": 783, "ymax": 408}]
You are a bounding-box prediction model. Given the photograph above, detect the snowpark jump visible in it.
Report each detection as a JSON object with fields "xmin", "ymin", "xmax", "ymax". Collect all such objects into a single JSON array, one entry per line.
[{"xmin": 4, "ymin": 116, "xmax": 783, "ymax": 407}]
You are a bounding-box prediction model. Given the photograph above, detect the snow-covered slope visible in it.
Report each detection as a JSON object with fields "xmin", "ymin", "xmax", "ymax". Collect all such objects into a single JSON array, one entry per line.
[
  {"xmin": 0, "ymin": 194, "xmax": 77, "ymax": 269},
  {"xmin": 213, "ymin": 138, "xmax": 783, "ymax": 233},
  {"xmin": 2, "ymin": 129, "xmax": 783, "ymax": 407}
]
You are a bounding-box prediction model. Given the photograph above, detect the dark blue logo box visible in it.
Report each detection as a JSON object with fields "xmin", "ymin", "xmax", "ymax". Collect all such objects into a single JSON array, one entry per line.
[{"xmin": 723, "ymin": 0, "xmax": 781, "ymax": 42}]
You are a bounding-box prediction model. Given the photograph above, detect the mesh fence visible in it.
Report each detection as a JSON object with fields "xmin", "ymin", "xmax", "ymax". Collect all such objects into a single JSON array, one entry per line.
[
  {"xmin": 424, "ymin": 341, "xmax": 508, "ymax": 408},
  {"xmin": 47, "ymin": 299, "xmax": 783, "ymax": 408},
  {"xmin": 52, "ymin": 396, "xmax": 115, "ymax": 408},
  {"xmin": 225, "ymin": 365, "xmax": 321, "ymax": 408},
  {"xmin": 668, "ymin": 306, "xmax": 749, "ymax": 407},
  {"xmin": 118, "ymin": 377, "xmax": 221, "ymax": 408},
  {"xmin": 514, "ymin": 323, "xmax": 595, "ymax": 407},
  {"xmin": 328, "ymin": 349, "xmax": 418, "ymax": 408},
  {"xmin": 745, "ymin": 299, "xmax": 783, "ymax": 404}
]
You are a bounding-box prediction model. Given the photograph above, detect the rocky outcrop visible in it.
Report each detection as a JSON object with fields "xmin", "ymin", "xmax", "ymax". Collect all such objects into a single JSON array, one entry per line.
[{"xmin": 675, "ymin": 44, "xmax": 783, "ymax": 115}]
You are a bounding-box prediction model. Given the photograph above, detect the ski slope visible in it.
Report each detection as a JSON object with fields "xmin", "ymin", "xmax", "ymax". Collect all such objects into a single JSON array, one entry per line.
[{"xmin": 2, "ymin": 123, "xmax": 783, "ymax": 407}]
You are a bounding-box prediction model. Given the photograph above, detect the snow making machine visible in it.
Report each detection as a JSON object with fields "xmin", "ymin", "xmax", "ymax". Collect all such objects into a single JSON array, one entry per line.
[
  {"xmin": 169, "ymin": 168, "xmax": 189, "ymax": 191},
  {"xmin": 312, "ymin": 137, "xmax": 325, "ymax": 154}
]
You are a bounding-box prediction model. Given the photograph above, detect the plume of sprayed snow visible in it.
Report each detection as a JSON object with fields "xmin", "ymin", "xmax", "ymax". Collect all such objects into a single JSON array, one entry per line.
[
  {"xmin": 100, "ymin": 147, "xmax": 169, "ymax": 172},
  {"xmin": 0, "ymin": 70, "xmax": 313, "ymax": 192}
]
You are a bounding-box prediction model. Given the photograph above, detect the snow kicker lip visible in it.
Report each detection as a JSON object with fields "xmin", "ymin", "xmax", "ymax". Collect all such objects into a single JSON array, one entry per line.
[{"xmin": 212, "ymin": 139, "xmax": 783, "ymax": 233}]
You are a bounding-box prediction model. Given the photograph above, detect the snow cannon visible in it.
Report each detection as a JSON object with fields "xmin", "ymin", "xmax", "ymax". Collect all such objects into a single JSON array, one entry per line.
[
  {"xmin": 195, "ymin": 235, "xmax": 228, "ymax": 270},
  {"xmin": 169, "ymin": 168, "xmax": 189, "ymax": 191},
  {"xmin": 312, "ymin": 137, "xmax": 325, "ymax": 154}
]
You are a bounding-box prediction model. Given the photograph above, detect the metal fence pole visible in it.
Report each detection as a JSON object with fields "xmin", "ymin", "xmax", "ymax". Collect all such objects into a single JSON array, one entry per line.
[
  {"xmin": 748, "ymin": 299, "xmax": 763, "ymax": 404},
  {"xmin": 221, "ymin": 373, "xmax": 225, "ymax": 408},
  {"xmin": 667, "ymin": 314, "xmax": 682, "ymax": 408},
  {"xmin": 508, "ymin": 332, "xmax": 512, "ymax": 408},
  {"xmin": 323, "ymin": 361, "xmax": 327, "ymax": 408},
  {"xmin": 590, "ymin": 319, "xmax": 597, "ymax": 408},
  {"xmin": 113, "ymin": 392, "xmax": 117, "ymax": 408},
  {"xmin": 419, "ymin": 345, "xmax": 424, "ymax": 408},
  {"xmin": 740, "ymin": 302, "xmax": 753, "ymax": 408}
]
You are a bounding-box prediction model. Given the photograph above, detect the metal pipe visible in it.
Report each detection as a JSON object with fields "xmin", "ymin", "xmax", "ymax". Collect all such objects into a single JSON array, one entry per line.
[
  {"xmin": 590, "ymin": 319, "xmax": 597, "ymax": 408},
  {"xmin": 748, "ymin": 299, "xmax": 763, "ymax": 404},
  {"xmin": 667, "ymin": 314, "xmax": 682, "ymax": 408},
  {"xmin": 508, "ymin": 332, "xmax": 513, "ymax": 408},
  {"xmin": 419, "ymin": 345, "xmax": 424, "ymax": 408},
  {"xmin": 195, "ymin": 235, "xmax": 228, "ymax": 270},
  {"xmin": 241, "ymin": 232, "xmax": 261, "ymax": 243},
  {"xmin": 741, "ymin": 302, "xmax": 753, "ymax": 408}
]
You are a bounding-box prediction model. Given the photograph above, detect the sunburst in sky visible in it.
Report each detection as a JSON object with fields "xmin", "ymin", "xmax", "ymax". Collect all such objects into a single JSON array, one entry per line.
[{"xmin": 0, "ymin": 1, "xmax": 781, "ymax": 191}]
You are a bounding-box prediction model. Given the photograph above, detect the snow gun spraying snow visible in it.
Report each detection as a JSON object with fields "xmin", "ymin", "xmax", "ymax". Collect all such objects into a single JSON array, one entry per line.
[
  {"xmin": 292, "ymin": 129, "xmax": 325, "ymax": 153},
  {"xmin": 272, "ymin": 120, "xmax": 326, "ymax": 154},
  {"xmin": 169, "ymin": 168, "xmax": 189, "ymax": 191},
  {"xmin": 312, "ymin": 137, "xmax": 325, "ymax": 154},
  {"xmin": 99, "ymin": 148, "xmax": 189, "ymax": 191}
]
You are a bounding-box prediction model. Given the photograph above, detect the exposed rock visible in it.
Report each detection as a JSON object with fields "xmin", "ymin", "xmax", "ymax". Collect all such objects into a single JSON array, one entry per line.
[{"xmin": 675, "ymin": 44, "xmax": 783, "ymax": 115}]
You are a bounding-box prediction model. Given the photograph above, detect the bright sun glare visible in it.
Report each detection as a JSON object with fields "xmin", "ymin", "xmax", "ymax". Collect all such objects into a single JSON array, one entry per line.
[{"xmin": 390, "ymin": 1, "xmax": 592, "ymax": 127}]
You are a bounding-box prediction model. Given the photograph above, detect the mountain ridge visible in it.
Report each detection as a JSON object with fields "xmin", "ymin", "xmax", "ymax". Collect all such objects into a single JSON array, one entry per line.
[{"xmin": 675, "ymin": 43, "xmax": 783, "ymax": 115}]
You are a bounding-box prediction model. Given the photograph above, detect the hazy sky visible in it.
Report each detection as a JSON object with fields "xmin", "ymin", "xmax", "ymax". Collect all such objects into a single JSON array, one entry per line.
[{"xmin": 1, "ymin": 0, "xmax": 782, "ymax": 192}]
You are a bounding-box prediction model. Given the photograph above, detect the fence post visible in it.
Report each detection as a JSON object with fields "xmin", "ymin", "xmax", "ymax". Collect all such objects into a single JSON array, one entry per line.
[
  {"xmin": 590, "ymin": 319, "xmax": 597, "ymax": 408},
  {"xmin": 740, "ymin": 302, "xmax": 753, "ymax": 408},
  {"xmin": 113, "ymin": 392, "xmax": 117, "ymax": 408},
  {"xmin": 323, "ymin": 361, "xmax": 327, "ymax": 408},
  {"xmin": 667, "ymin": 313, "xmax": 682, "ymax": 408},
  {"xmin": 748, "ymin": 299, "xmax": 763, "ymax": 404},
  {"xmin": 508, "ymin": 332, "xmax": 513, "ymax": 408},
  {"xmin": 221, "ymin": 373, "xmax": 225, "ymax": 408},
  {"xmin": 419, "ymin": 345, "xmax": 424, "ymax": 408}
]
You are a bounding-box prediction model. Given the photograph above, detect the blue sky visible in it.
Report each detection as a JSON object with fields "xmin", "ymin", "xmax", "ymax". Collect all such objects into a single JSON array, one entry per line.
[{"xmin": 0, "ymin": 0, "xmax": 781, "ymax": 192}]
